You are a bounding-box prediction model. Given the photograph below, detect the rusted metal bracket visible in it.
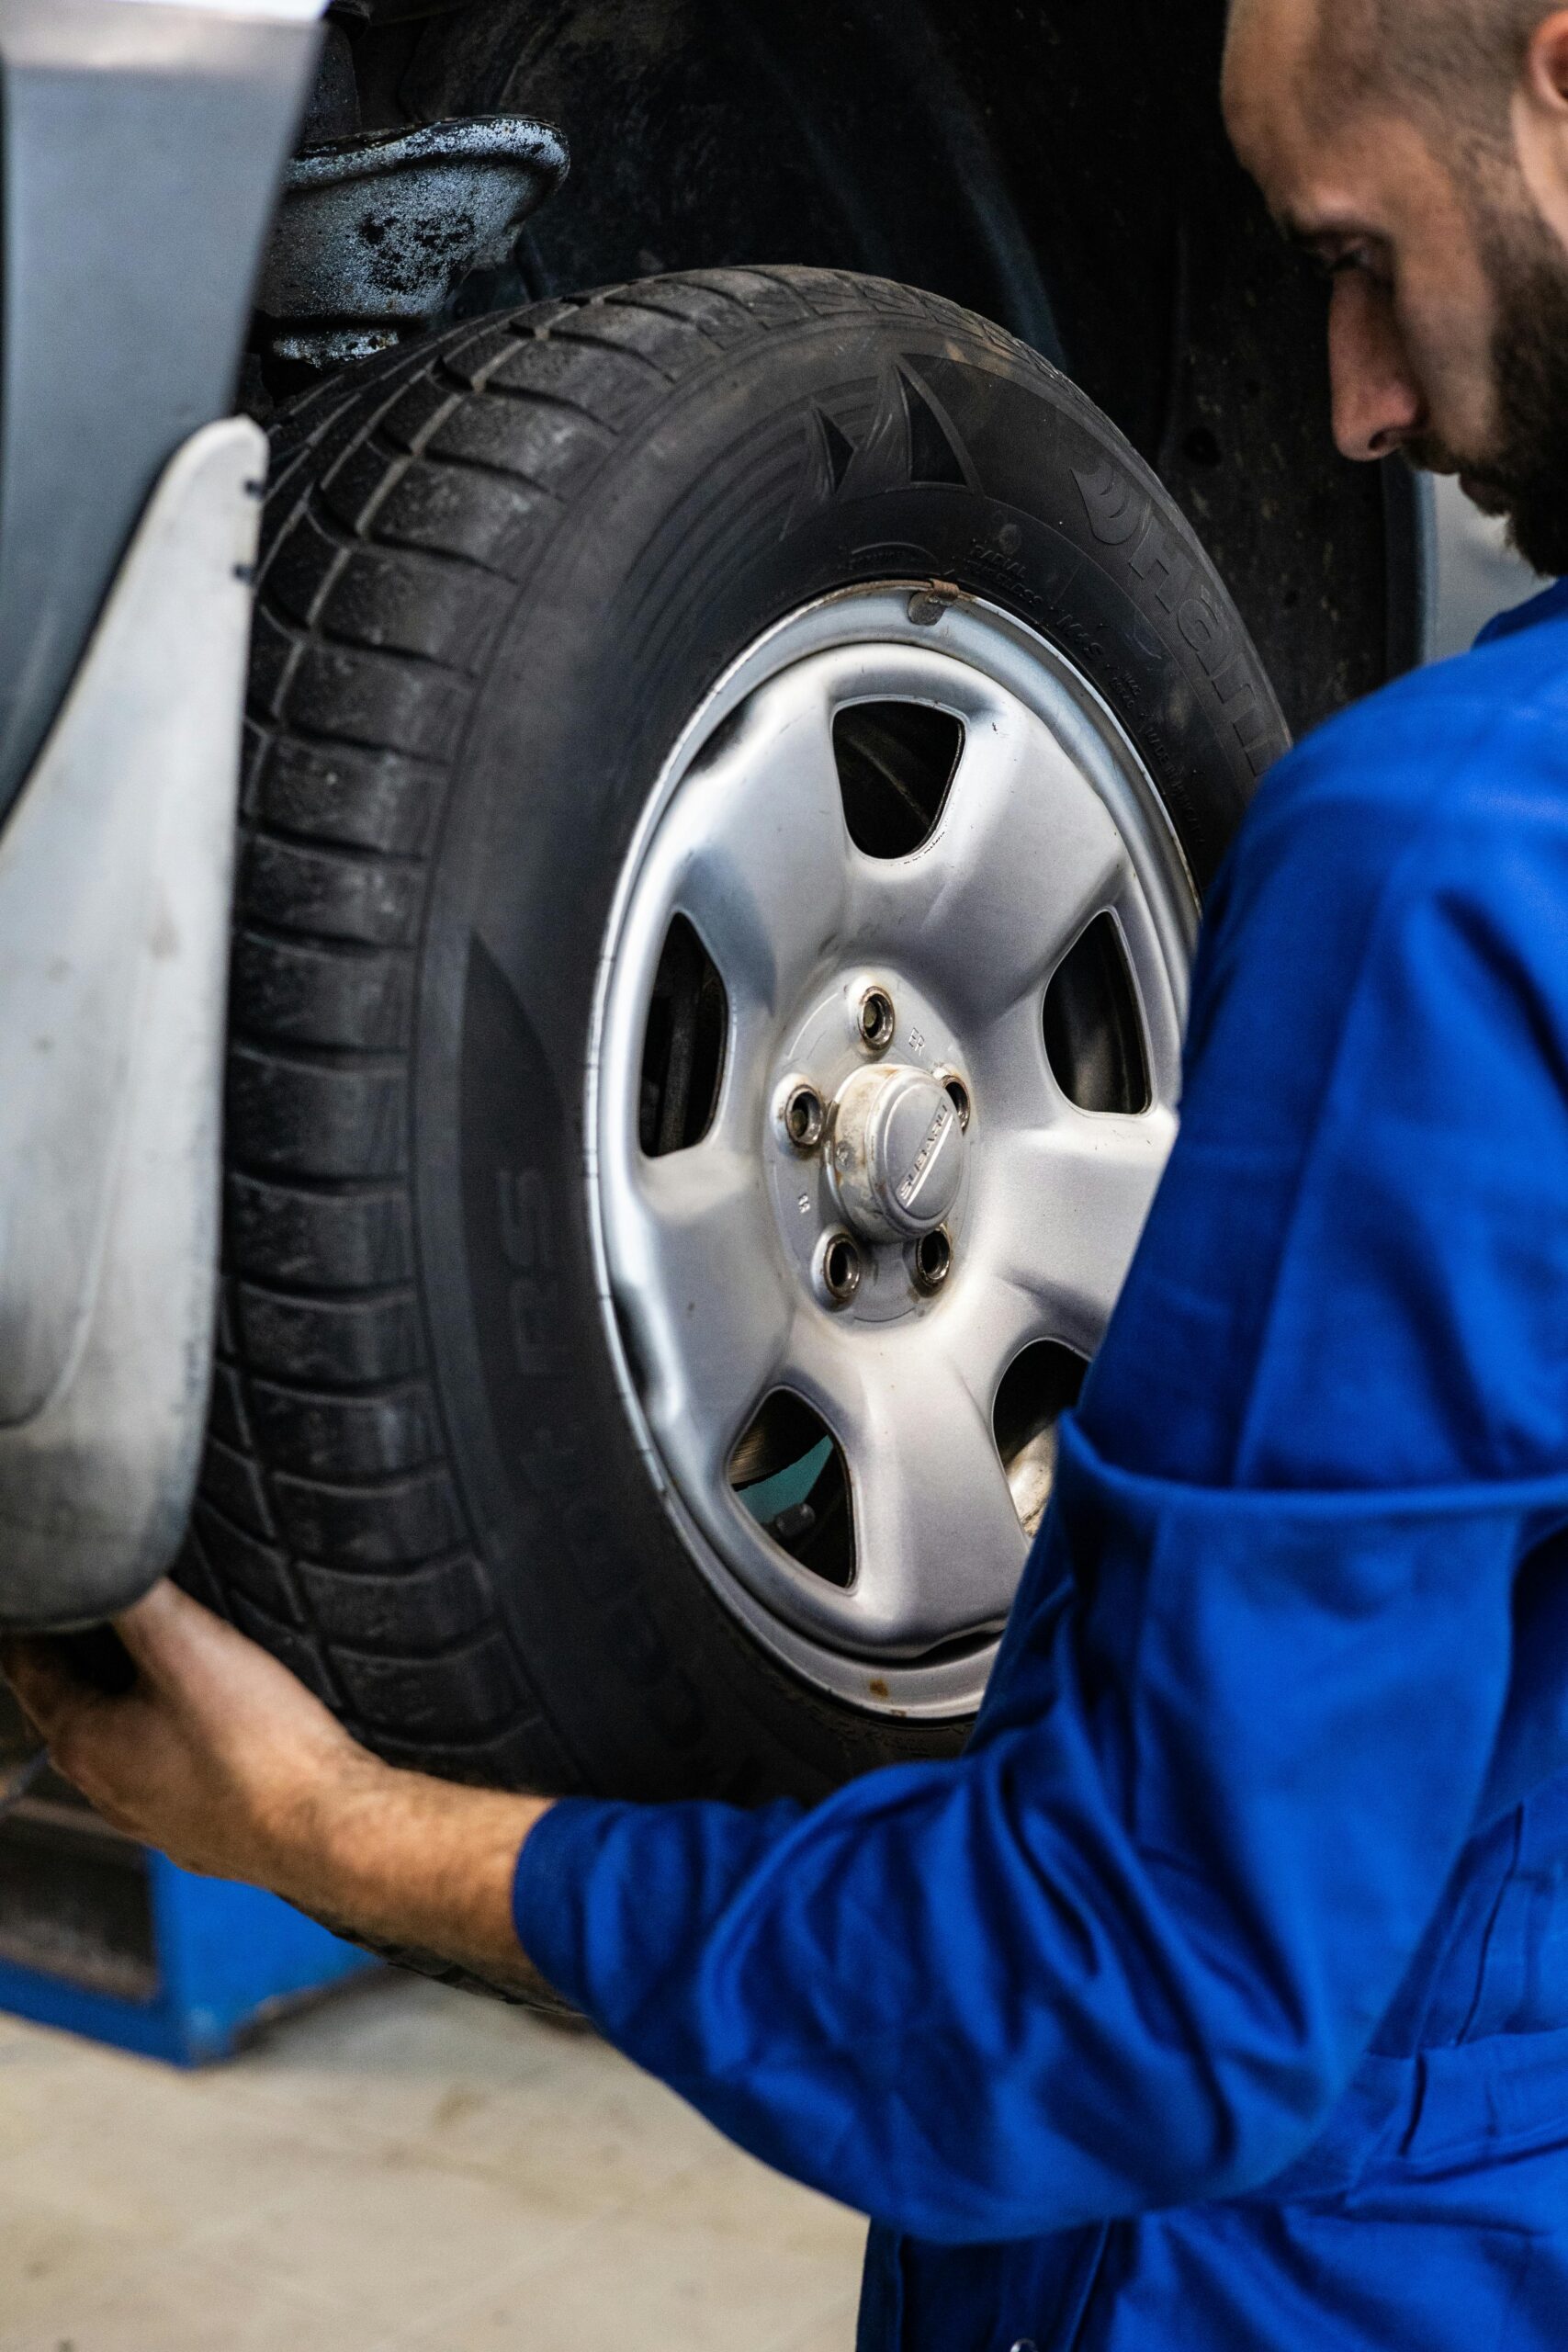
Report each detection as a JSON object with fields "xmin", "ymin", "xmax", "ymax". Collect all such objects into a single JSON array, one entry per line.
[{"xmin": 258, "ymin": 113, "xmax": 570, "ymax": 368}]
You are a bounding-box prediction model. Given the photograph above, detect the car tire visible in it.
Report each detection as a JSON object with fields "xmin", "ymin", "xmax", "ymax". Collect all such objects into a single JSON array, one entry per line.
[{"xmin": 182, "ymin": 266, "xmax": 1285, "ymax": 1817}]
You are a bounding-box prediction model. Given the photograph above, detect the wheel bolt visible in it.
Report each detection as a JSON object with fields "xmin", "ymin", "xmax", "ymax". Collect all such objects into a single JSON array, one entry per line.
[
  {"xmin": 818, "ymin": 1231, "xmax": 863, "ymax": 1308},
  {"xmin": 942, "ymin": 1074, "xmax": 972, "ymax": 1132},
  {"xmin": 782, "ymin": 1081, "xmax": 827, "ymax": 1153},
  {"xmin": 913, "ymin": 1227, "xmax": 953, "ymax": 1295},
  {"xmin": 858, "ymin": 986, "xmax": 897, "ymax": 1053}
]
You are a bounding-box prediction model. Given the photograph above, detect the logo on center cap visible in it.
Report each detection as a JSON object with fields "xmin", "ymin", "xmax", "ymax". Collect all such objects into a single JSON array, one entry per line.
[{"xmin": 897, "ymin": 1101, "xmax": 954, "ymax": 1209}]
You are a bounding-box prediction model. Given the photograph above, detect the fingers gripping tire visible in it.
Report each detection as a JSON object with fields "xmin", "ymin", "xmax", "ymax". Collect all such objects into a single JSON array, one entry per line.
[{"xmin": 183, "ymin": 268, "xmax": 1284, "ymax": 1813}]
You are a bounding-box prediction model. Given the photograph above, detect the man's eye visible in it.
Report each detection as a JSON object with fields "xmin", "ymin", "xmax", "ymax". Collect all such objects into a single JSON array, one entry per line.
[{"xmin": 1322, "ymin": 246, "xmax": 1393, "ymax": 290}]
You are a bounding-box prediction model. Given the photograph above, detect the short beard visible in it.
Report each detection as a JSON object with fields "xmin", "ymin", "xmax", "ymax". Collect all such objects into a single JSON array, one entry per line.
[{"xmin": 1404, "ymin": 208, "xmax": 1568, "ymax": 579}]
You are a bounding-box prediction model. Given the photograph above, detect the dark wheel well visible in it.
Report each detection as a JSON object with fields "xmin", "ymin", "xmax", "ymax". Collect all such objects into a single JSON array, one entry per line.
[{"xmin": 322, "ymin": 0, "xmax": 1424, "ymax": 741}]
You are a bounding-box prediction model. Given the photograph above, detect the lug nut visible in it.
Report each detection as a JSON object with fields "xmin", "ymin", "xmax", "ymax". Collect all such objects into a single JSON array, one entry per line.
[
  {"xmin": 818, "ymin": 1230, "xmax": 864, "ymax": 1308},
  {"xmin": 781, "ymin": 1081, "xmax": 827, "ymax": 1154},
  {"xmin": 941, "ymin": 1074, "xmax": 973, "ymax": 1132},
  {"xmin": 913, "ymin": 1227, "xmax": 953, "ymax": 1295},
  {"xmin": 858, "ymin": 986, "xmax": 897, "ymax": 1054}
]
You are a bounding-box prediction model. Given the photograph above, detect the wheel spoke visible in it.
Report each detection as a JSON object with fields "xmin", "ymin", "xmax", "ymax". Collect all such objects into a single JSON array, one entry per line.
[
  {"xmin": 986, "ymin": 1108, "xmax": 1179, "ymax": 1351},
  {"xmin": 936, "ymin": 1260, "xmax": 1059, "ymax": 1408},
  {"xmin": 849, "ymin": 694, "xmax": 1130, "ymax": 1025},
  {"xmin": 782, "ymin": 1324, "xmax": 1028, "ymax": 1657},
  {"xmin": 658, "ymin": 667, "xmax": 852, "ymax": 1021},
  {"xmin": 619, "ymin": 1147, "xmax": 793, "ymax": 1479}
]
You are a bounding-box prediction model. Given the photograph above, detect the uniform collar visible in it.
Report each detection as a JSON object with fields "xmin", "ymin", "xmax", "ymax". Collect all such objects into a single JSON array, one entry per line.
[{"xmin": 1474, "ymin": 574, "xmax": 1568, "ymax": 649}]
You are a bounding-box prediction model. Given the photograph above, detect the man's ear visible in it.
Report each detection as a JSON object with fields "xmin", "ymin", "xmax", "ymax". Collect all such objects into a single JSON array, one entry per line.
[
  {"xmin": 1514, "ymin": 11, "xmax": 1568, "ymax": 251},
  {"xmin": 1524, "ymin": 10, "xmax": 1568, "ymax": 117}
]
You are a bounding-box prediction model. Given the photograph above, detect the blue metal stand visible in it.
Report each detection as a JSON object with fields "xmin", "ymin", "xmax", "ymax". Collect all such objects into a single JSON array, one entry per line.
[{"xmin": 0, "ymin": 1850, "xmax": 376, "ymax": 2065}]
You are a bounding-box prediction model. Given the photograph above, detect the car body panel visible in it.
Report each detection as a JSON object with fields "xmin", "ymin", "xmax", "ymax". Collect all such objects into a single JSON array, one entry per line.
[{"xmin": 0, "ymin": 0, "xmax": 320, "ymax": 1625}]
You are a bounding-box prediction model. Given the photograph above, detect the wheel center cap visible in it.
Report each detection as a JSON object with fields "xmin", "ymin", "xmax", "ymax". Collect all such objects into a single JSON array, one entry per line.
[{"xmin": 829, "ymin": 1064, "xmax": 966, "ymax": 1242}]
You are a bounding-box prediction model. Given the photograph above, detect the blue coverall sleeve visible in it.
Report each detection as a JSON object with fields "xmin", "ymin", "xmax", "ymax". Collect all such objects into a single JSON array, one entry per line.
[{"xmin": 514, "ymin": 672, "xmax": 1568, "ymax": 2244}]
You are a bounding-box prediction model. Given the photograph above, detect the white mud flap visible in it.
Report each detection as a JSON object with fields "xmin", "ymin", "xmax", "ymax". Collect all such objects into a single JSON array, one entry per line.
[{"xmin": 0, "ymin": 419, "xmax": 265, "ymax": 1626}]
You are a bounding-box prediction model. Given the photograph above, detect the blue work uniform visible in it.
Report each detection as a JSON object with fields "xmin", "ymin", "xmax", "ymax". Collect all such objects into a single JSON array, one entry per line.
[{"xmin": 516, "ymin": 578, "xmax": 1568, "ymax": 2350}]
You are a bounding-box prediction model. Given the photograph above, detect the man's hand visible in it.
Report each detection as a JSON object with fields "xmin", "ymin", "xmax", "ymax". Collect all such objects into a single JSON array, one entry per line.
[
  {"xmin": 0, "ymin": 1583, "xmax": 557, "ymax": 2000},
  {"xmin": 1, "ymin": 1582, "xmax": 368, "ymax": 1883}
]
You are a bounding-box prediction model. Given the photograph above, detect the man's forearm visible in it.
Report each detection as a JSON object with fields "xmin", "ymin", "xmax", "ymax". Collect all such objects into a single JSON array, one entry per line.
[
  {"xmin": 288, "ymin": 1762, "xmax": 558, "ymax": 1999},
  {"xmin": 0, "ymin": 1585, "xmax": 564, "ymax": 2006}
]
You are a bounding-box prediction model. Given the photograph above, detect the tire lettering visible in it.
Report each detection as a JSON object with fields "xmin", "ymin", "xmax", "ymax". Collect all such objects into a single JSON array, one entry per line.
[
  {"xmin": 1178, "ymin": 591, "xmax": 1230, "ymax": 672},
  {"xmin": 1080, "ymin": 473, "xmax": 1277, "ymax": 772},
  {"xmin": 1073, "ymin": 458, "xmax": 1147, "ymax": 548},
  {"xmin": 1211, "ymin": 651, "xmax": 1279, "ymax": 775},
  {"xmin": 1179, "ymin": 599, "xmax": 1277, "ymax": 775},
  {"xmin": 1130, "ymin": 513, "xmax": 1196, "ymax": 613}
]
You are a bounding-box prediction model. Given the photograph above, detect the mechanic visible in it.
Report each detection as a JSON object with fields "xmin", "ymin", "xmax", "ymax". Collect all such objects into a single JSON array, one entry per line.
[{"xmin": 10, "ymin": 0, "xmax": 1568, "ymax": 2344}]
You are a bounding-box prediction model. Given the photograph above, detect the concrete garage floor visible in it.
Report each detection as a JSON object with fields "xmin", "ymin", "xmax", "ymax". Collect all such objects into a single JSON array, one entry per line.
[{"xmin": 0, "ymin": 1973, "xmax": 865, "ymax": 2352}]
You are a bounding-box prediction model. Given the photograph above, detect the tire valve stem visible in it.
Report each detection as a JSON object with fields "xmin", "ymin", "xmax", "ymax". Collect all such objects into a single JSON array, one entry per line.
[{"xmin": 908, "ymin": 581, "xmax": 962, "ymax": 628}]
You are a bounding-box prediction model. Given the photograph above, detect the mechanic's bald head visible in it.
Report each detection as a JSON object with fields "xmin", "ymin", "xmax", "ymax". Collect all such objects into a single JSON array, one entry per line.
[
  {"xmin": 1224, "ymin": 2, "xmax": 1568, "ymax": 575},
  {"xmin": 1234, "ymin": 0, "xmax": 1549, "ymax": 140}
]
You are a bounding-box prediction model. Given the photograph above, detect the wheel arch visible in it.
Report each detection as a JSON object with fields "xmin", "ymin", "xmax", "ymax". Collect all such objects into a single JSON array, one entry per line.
[{"xmin": 338, "ymin": 0, "xmax": 1428, "ymax": 739}]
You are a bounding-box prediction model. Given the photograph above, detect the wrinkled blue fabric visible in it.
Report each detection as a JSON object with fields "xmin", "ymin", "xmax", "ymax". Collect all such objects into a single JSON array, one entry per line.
[{"xmin": 515, "ymin": 578, "xmax": 1568, "ymax": 2349}]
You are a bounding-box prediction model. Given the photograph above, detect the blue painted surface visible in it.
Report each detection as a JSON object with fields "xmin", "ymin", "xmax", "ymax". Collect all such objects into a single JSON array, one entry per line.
[{"xmin": 0, "ymin": 1852, "xmax": 375, "ymax": 2065}]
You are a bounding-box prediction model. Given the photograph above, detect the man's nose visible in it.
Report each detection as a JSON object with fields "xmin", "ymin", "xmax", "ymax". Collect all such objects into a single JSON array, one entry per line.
[{"xmin": 1328, "ymin": 274, "xmax": 1427, "ymax": 460}]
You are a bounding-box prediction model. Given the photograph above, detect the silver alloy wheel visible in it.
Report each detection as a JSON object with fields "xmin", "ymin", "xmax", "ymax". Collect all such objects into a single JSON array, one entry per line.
[{"xmin": 589, "ymin": 586, "xmax": 1198, "ymax": 1720}]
